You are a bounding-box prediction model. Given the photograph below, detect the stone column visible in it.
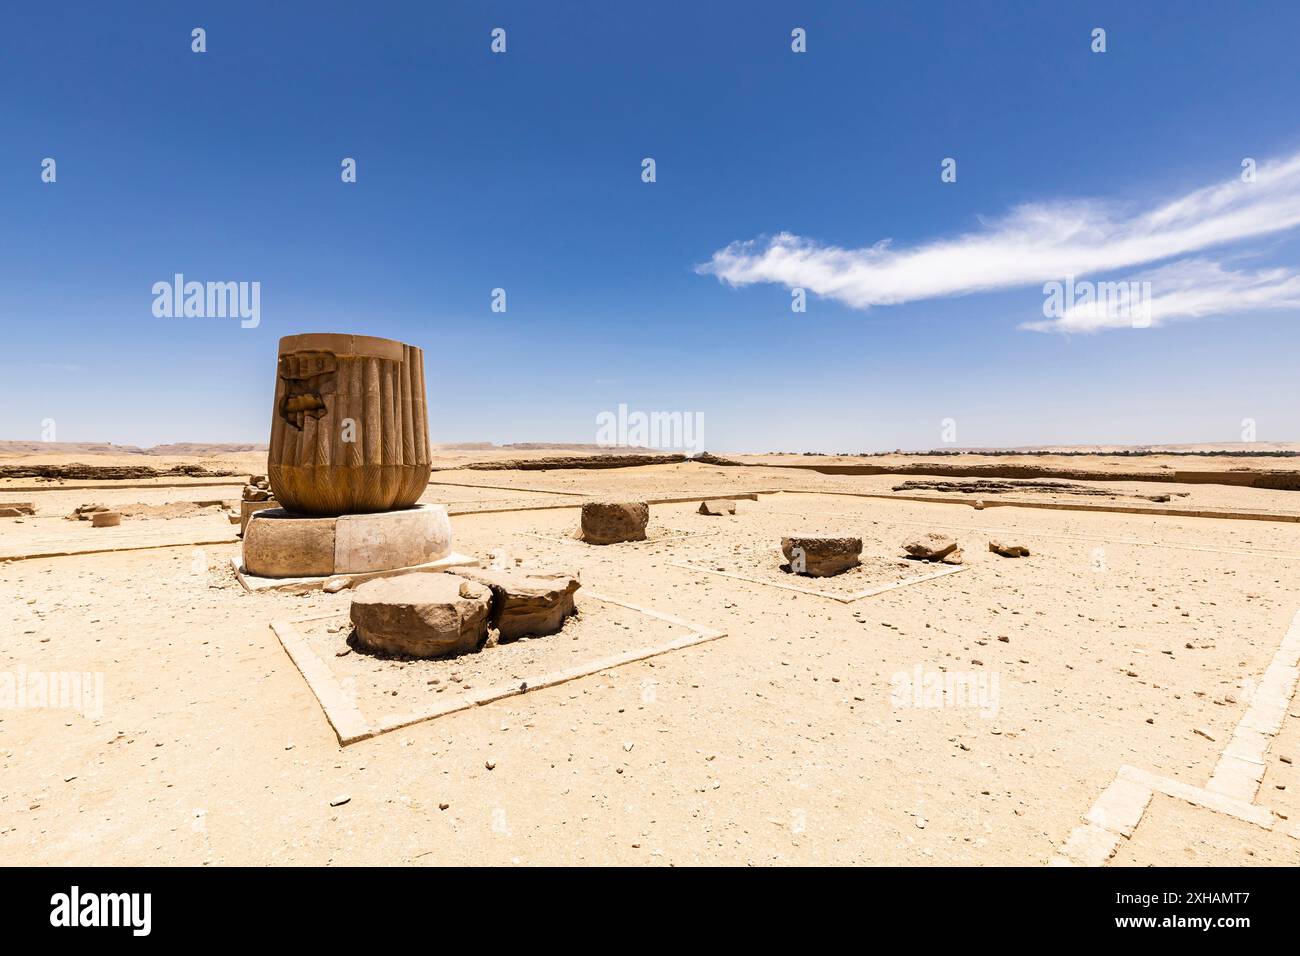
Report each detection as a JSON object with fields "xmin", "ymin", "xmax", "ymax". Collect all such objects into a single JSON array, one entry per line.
[{"xmin": 267, "ymin": 333, "xmax": 431, "ymax": 516}]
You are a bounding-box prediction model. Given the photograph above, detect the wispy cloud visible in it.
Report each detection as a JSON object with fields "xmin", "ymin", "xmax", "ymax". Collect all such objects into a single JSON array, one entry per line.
[
  {"xmin": 1022, "ymin": 259, "xmax": 1300, "ymax": 333},
  {"xmin": 697, "ymin": 151, "xmax": 1300, "ymax": 332}
]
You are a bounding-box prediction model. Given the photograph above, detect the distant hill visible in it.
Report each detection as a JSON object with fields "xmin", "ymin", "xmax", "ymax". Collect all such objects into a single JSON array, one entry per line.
[
  {"xmin": 0, "ymin": 439, "xmax": 658, "ymax": 458},
  {"xmin": 0, "ymin": 441, "xmax": 268, "ymax": 457},
  {"xmin": 914, "ymin": 442, "xmax": 1300, "ymax": 456},
  {"xmin": 501, "ymin": 442, "xmax": 654, "ymax": 453}
]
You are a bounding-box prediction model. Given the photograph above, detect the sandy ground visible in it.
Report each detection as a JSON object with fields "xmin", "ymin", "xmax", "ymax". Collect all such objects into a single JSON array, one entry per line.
[{"xmin": 2, "ymin": 455, "xmax": 1298, "ymax": 865}]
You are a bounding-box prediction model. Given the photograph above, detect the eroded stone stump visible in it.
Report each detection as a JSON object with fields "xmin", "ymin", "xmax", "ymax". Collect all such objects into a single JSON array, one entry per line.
[
  {"xmin": 578, "ymin": 501, "xmax": 648, "ymax": 544},
  {"xmin": 452, "ymin": 567, "xmax": 580, "ymax": 641},
  {"xmin": 268, "ymin": 333, "xmax": 432, "ymax": 517},
  {"xmin": 350, "ymin": 574, "xmax": 491, "ymax": 658},
  {"xmin": 781, "ymin": 536, "xmax": 862, "ymax": 577}
]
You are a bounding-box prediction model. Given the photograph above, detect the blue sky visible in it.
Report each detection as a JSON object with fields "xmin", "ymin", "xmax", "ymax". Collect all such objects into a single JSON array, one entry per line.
[{"xmin": 3, "ymin": 1, "xmax": 1299, "ymax": 452}]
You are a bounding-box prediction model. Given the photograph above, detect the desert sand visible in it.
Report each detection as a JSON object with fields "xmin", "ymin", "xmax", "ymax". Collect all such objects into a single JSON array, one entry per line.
[{"xmin": 2, "ymin": 448, "xmax": 1298, "ymax": 865}]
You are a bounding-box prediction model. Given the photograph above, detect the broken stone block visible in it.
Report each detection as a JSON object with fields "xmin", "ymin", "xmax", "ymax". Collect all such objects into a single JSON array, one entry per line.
[
  {"xmin": 91, "ymin": 511, "xmax": 122, "ymax": 528},
  {"xmin": 74, "ymin": 503, "xmax": 110, "ymax": 520},
  {"xmin": 941, "ymin": 549, "xmax": 964, "ymax": 565},
  {"xmin": 698, "ymin": 499, "xmax": 737, "ymax": 516},
  {"xmin": 350, "ymin": 574, "xmax": 491, "ymax": 658},
  {"xmin": 903, "ymin": 533, "xmax": 959, "ymax": 562},
  {"xmin": 781, "ymin": 536, "xmax": 862, "ymax": 577},
  {"xmin": 0, "ymin": 502, "xmax": 35, "ymax": 517},
  {"xmin": 578, "ymin": 500, "xmax": 648, "ymax": 544},
  {"xmin": 240, "ymin": 499, "xmax": 278, "ymax": 534},
  {"xmin": 451, "ymin": 567, "xmax": 580, "ymax": 641},
  {"xmin": 989, "ymin": 540, "xmax": 1030, "ymax": 558}
]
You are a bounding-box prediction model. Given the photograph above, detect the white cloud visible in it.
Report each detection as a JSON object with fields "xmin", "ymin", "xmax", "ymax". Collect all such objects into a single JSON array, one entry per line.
[
  {"xmin": 1022, "ymin": 259, "xmax": 1300, "ymax": 333},
  {"xmin": 697, "ymin": 151, "xmax": 1300, "ymax": 330}
]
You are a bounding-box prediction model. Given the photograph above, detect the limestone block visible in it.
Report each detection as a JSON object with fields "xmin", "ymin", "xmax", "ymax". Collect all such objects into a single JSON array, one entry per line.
[
  {"xmin": 241, "ymin": 504, "xmax": 451, "ymax": 578},
  {"xmin": 240, "ymin": 499, "xmax": 279, "ymax": 534},
  {"xmin": 334, "ymin": 505, "xmax": 452, "ymax": 574},
  {"xmin": 350, "ymin": 574, "xmax": 491, "ymax": 658},
  {"xmin": 451, "ymin": 567, "xmax": 580, "ymax": 640},
  {"xmin": 781, "ymin": 536, "xmax": 862, "ymax": 577},
  {"xmin": 578, "ymin": 501, "xmax": 648, "ymax": 544},
  {"xmin": 242, "ymin": 509, "xmax": 337, "ymax": 577}
]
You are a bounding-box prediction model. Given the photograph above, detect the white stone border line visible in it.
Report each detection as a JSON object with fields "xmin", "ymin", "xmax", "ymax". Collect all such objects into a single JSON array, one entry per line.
[
  {"xmin": 1050, "ymin": 608, "xmax": 1300, "ymax": 866},
  {"xmin": 760, "ymin": 505, "xmax": 1300, "ymax": 561},
  {"xmin": 515, "ymin": 528, "xmax": 719, "ymax": 548},
  {"xmin": 668, "ymin": 546, "xmax": 967, "ymax": 603},
  {"xmin": 270, "ymin": 590, "xmax": 725, "ymax": 747},
  {"xmin": 1205, "ymin": 608, "xmax": 1300, "ymax": 802}
]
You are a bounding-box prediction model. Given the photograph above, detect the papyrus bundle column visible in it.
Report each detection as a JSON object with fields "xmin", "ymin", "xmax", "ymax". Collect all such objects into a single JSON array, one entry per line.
[{"xmin": 268, "ymin": 333, "xmax": 430, "ymax": 516}]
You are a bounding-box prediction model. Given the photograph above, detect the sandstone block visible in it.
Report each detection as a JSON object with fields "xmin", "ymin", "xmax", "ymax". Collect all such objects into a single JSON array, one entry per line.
[
  {"xmin": 240, "ymin": 499, "xmax": 279, "ymax": 534},
  {"xmin": 243, "ymin": 509, "xmax": 336, "ymax": 576},
  {"xmin": 350, "ymin": 574, "xmax": 491, "ymax": 658},
  {"xmin": 452, "ymin": 567, "xmax": 580, "ymax": 640},
  {"xmin": 241, "ymin": 504, "xmax": 451, "ymax": 578},
  {"xmin": 781, "ymin": 536, "xmax": 862, "ymax": 577},
  {"xmin": 578, "ymin": 501, "xmax": 648, "ymax": 544}
]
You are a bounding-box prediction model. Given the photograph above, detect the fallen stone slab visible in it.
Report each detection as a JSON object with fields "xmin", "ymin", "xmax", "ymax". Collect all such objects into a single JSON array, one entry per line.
[
  {"xmin": 781, "ymin": 536, "xmax": 862, "ymax": 577},
  {"xmin": 698, "ymin": 499, "xmax": 737, "ymax": 516},
  {"xmin": 73, "ymin": 503, "xmax": 110, "ymax": 520},
  {"xmin": 91, "ymin": 511, "xmax": 122, "ymax": 528},
  {"xmin": 350, "ymin": 574, "xmax": 491, "ymax": 658},
  {"xmin": 451, "ymin": 567, "xmax": 580, "ymax": 641},
  {"xmin": 989, "ymin": 540, "xmax": 1031, "ymax": 558},
  {"xmin": 578, "ymin": 500, "xmax": 648, "ymax": 544},
  {"xmin": 0, "ymin": 502, "xmax": 35, "ymax": 517},
  {"xmin": 903, "ymin": 533, "xmax": 959, "ymax": 562}
]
